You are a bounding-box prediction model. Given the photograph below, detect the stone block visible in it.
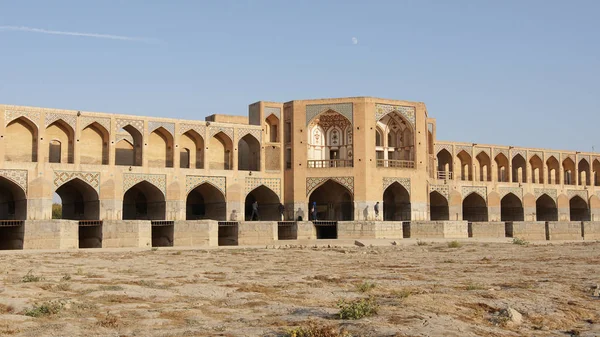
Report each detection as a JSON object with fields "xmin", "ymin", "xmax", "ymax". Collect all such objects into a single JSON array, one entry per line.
[
  {"xmin": 470, "ymin": 222, "xmax": 505, "ymax": 238},
  {"xmin": 173, "ymin": 220, "xmax": 217, "ymax": 247},
  {"xmin": 509, "ymin": 222, "xmax": 547, "ymax": 241},
  {"xmin": 410, "ymin": 221, "xmax": 468, "ymax": 239},
  {"xmin": 547, "ymin": 221, "xmax": 582, "ymax": 240},
  {"xmin": 102, "ymin": 220, "xmax": 151, "ymax": 248},
  {"xmin": 582, "ymin": 222, "xmax": 600, "ymax": 240}
]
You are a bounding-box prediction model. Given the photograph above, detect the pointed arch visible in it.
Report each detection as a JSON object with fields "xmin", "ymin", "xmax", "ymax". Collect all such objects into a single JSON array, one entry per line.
[
  {"xmin": 430, "ymin": 191, "xmax": 449, "ymax": 220},
  {"xmin": 494, "ymin": 153, "xmax": 509, "ymax": 182},
  {"xmin": 46, "ymin": 119, "xmax": 75, "ymax": 163},
  {"xmin": 123, "ymin": 181, "xmax": 165, "ymax": 220},
  {"xmin": 0, "ymin": 176, "xmax": 27, "ymax": 220},
  {"xmin": 180, "ymin": 129, "xmax": 204, "ymax": 169},
  {"xmin": 475, "ymin": 151, "xmax": 491, "ymax": 182},
  {"xmin": 308, "ymin": 179, "xmax": 353, "ymax": 221},
  {"xmin": 578, "ymin": 158, "xmax": 590, "ymax": 186},
  {"xmin": 512, "ymin": 154, "xmax": 526, "ymax": 183},
  {"xmin": 383, "ymin": 182, "xmax": 411, "ymax": 221},
  {"xmin": 529, "ymin": 154, "xmax": 544, "ymax": 184},
  {"xmin": 457, "ymin": 150, "xmax": 472, "ymax": 181},
  {"xmin": 238, "ymin": 133, "xmax": 261, "ymax": 171},
  {"xmin": 245, "ymin": 185, "xmax": 280, "ymax": 221},
  {"xmin": 536, "ymin": 194, "xmax": 558, "ymax": 221},
  {"xmin": 5, "ymin": 116, "xmax": 38, "ymax": 162},
  {"xmin": 546, "ymin": 156, "xmax": 560, "ymax": 184},
  {"xmin": 563, "ymin": 157, "xmax": 576, "ymax": 185},
  {"xmin": 81, "ymin": 122, "xmax": 109, "ymax": 165},
  {"xmin": 265, "ymin": 113, "xmax": 279, "ymax": 143},
  {"xmin": 463, "ymin": 192, "xmax": 488, "ymax": 222},
  {"xmin": 308, "ymin": 109, "xmax": 353, "ymax": 167},
  {"xmin": 116, "ymin": 125, "xmax": 143, "ymax": 166},
  {"xmin": 208, "ymin": 131, "xmax": 233, "ymax": 170},
  {"xmin": 501, "ymin": 193, "xmax": 524, "ymax": 221},
  {"xmin": 376, "ymin": 110, "xmax": 414, "ymax": 163},
  {"xmin": 570, "ymin": 195, "xmax": 590, "ymax": 221},
  {"xmin": 436, "ymin": 149, "xmax": 453, "ymax": 179},
  {"xmin": 186, "ymin": 182, "xmax": 226, "ymax": 220},
  {"xmin": 147, "ymin": 126, "xmax": 174, "ymax": 168},
  {"xmin": 55, "ymin": 178, "xmax": 99, "ymax": 220}
]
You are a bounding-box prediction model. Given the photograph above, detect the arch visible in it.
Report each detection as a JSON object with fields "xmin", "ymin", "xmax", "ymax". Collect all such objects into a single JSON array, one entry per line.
[
  {"xmin": 578, "ymin": 158, "xmax": 590, "ymax": 186},
  {"xmin": 265, "ymin": 113, "xmax": 279, "ymax": 142},
  {"xmin": 180, "ymin": 130, "xmax": 204, "ymax": 169},
  {"xmin": 376, "ymin": 111, "xmax": 414, "ymax": 162},
  {"xmin": 147, "ymin": 127, "xmax": 174, "ymax": 168},
  {"xmin": 55, "ymin": 178, "xmax": 99, "ymax": 220},
  {"xmin": 208, "ymin": 131, "xmax": 233, "ymax": 170},
  {"xmin": 238, "ymin": 134, "xmax": 261, "ymax": 171},
  {"xmin": 462, "ymin": 193, "xmax": 487, "ymax": 222},
  {"xmin": 529, "ymin": 155, "xmax": 544, "ymax": 184},
  {"xmin": 186, "ymin": 183, "xmax": 226, "ymax": 220},
  {"xmin": 500, "ymin": 193, "xmax": 524, "ymax": 222},
  {"xmin": 512, "ymin": 154, "xmax": 526, "ymax": 183},
  {"xmin": 245, "ymin": 185, "xmax": 280, "ymax": 221},
  {"xmin": 116, "ymin": 125, "xmax": 143, "ymax": 166},
  {"xmin": 570, "ymin": 195, "xmax": 590, "ymax": 221},
  {"xmin": 0, "ymin": 177, "xmax": 27, "ymax": 220},
  {"xmin": 457, "ymin": 150, "xmax": 472, "ymax": 181},
  {"xmin": 308, "ymin": 109, "xmax": 353, "ymax": 167},
  {"xmin": 308, "ymin": 179, "xmax": 353, "ymax": 221},
  {"xmin": 546, "ymin": 156, "xmax": 560, "ymax": 184},
  {"xmin": 436, "ymin": 149, "xmax": 453, "ymax": 179},
  {"xmin": 81, "ymin": 122, "xmax": 109, "ymax": 165},
  {"xmin": 383, "ymin": 182, "xmax": 411, "ymax": 221},
  {"xmin": 375, "ymin": 128, "xmax": 383, "ymax": 147},
  {"xmin": 494, "ymin": 153, "xmax": 509, "ymax": 182},
  {"xmin": 430, "ymin": 191, "xmax": 449, "ymax": 220},
  {"xmin": 563, "ymin": 157, "xmax": 576, "ymax": 185},
  {"xmin": 5, "ymin": 117, "xmax": 38, "ymax": 162},
  {"xmin": 122, "ymin": 181, "xmax": 165, "ymax": 220},
  {"xmin": 593, "ymin": 159, "xmax": 600, "ymax": 186},
  {"xmin": 180, "ymin": 148, "xmax": 190, "ymax": 168},
  {"xmin": 475, "ymin": 151, "xmax": 491, "ymax": 182},
  {"xmin": 536, "ymin": 194, "xmax": 558, "ymax": 221},
  {"xmin": 46, "ymin": 119, "xmax": 74, "ymax": 164}
]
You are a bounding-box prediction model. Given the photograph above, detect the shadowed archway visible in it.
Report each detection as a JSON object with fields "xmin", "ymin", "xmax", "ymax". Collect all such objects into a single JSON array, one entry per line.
[
  {"xmin": 123, "ymin": 181, "xmax": 165, "ymax": 220},
  {"xmin": 55, "ymin": 179, "xmax": 99, "ymax": 220},
  {"xmin": 430, "ymin": 191, "xmax": 449, "ymax": 220},
  {"xmin": 570, "ymin": 196, "xmax": 590, "ymax": 221},
  {"xmin": 500, "ymin": 193, "xmax": 524, "ymax": 222},
  {"xmin": 536, "ymin": 194, "xmax": 558, "ymax": 221},
  {"xmin": 308, "ymin": 180, "xmax": 353, "ymax": 221},
  {"xmin": 245, "ymin": 185, "xmax": 280, "ymax": 221},
  {"xmin": 186, "ymin": 183, "xmax": 226, "ymax": 220},
  {"xmin": 383, "ymin": 182, "xmax": 411, "ymax": 221},
  {"xmin": 0, "ymin": 177, "xmax": 27, "ymax": 220},
  {"xmin": 462, "ymin": 193, "xmax": 488, "ymax": 222}
]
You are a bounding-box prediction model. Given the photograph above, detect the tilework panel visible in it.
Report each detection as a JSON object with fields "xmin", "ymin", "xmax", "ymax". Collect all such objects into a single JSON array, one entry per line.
[
  {"xmin": 546, "ymin": 153, "xmax": 560, "ymax": 161},
  {"xmin": 462, "ymin": 186, "xmax": 487, "ymax": 200},
  {"xmin": 45, "ymin": 113, "xmax": 76, "ymax": 131},
  {"xmin": 429, "ymin": 185, "xmax": 449, "ymax": 199},
  {"xmin": 54, "ymin": 171, "xmax": 100, "ymax": 193},
  {"xmin": 209, "ymin": 126, "xmax": 234, "ymax": 140},
  {"xmin": 123, "ymin": 173, "xmax": 166, "ymax": 196},
  {"xmin": 576, "ymin": 154, "xmax": 591, "ymax": 164},
  {"xmin": 237, "ymin": 128, "xmax": 262, "ymax": 143},
  {"xmin": 383, "ymin": 177, "xmax": 411, "ymax": 194},
  {"xmin": 529, "ymin": 151, "xmax": 543, "ymax": 160},
  {"xmin": 474, "ymin": 147, "xmax": 491, "ymax": 157},
  {"xmin": 374, "ymin": 104, "xmax": 415, "ymax": 127},
  {"xmin": 115, "ymin": 133, "xmax": 133, "ymax": 144},
  {"xmin": 511, "ymin": 149, "xmax": 527, "ymax": 159},
  {"xmin": 456, "ymin": 145, "xmax": 473, "ymax": 156},
  {"xmin": 148, "ymin": 121, "xmax": 175, "ymax": 137},
  {"xmin": 562, "ymin": 153, "xmax": 575, "ymax": 161},
  {"xmin": 493, "ymin": 148, "xmax": 509, "ymax": 158},
  {"xmin": 306, "ymin": 103, "xmax": 353, "ymax": 126},
  {"xmin": 80, "ymin": 116, "xmax": 111, "ymax": 133},
  {"xmin": 498, "ymin": 187, "xmax": 523, "ymax": 200},
  {"xmin": 534, "ymin": 188, "xmax": 557, "ymax": 200},
  {"xmin": 116, "ymin": 118, "xmax": 144, "ymax": 134},
  {"xmin": 5, "ymin": 110, "xmax": 41, "ymax": 127},
  {"xmin": 264, "ymin": 107, "xmax": 281, "ymax": 120},
  {"xmin": 567, "ymin": 190, "xmax": 588, "ymax": 200},
  {"xmin": 186, "ymin": 175, "xmax": 226, "ymax": 195},
  {"xmin": 179, "ymin": 123, "xmax": 206, "ymax": 139},
  {"xmin": 306, "ymin": 177, "xmax": 354, "ymax": 196},
  {"xmin": 245, "ymin": 177, "xmax": 281, "ymax": 200},
  {"xmin": 0, "ymin": 169, "xmax": 28, "ymax": 194},
  {"xmin": 435, "ymin": 144, "xmax": 453, "ymax": 155}
]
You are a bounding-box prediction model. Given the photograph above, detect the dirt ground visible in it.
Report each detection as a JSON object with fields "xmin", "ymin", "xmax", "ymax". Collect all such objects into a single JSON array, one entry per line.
[{"xmin": 0, "ymin": 240, "xmax": 599, "ymax": 337}]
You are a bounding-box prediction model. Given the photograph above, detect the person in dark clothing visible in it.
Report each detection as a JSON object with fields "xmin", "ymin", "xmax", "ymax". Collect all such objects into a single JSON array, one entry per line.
[
  {"xmin": 251, "ymin": 201, "xmax": 259, "ymax": 220},
  {"xmin": 374, "ymin": 202, "xmax": 380, "ymax": 219},
  {"xmin": 311, "ymin": 201, "xmax": 317, "ymax": 221},
  {"xmin": 278, "ymin": 203, "xmax": 285, "ymax": 221}
]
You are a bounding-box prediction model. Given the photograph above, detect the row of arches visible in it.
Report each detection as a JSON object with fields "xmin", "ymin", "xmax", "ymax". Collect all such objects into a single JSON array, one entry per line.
[
  {"xmin": 437, "ymin": 149, "xmax": 600, "ymax": 186},
  {"xmin": 5, "ymin": 117, "xmax": 262, "ymax": 171}
]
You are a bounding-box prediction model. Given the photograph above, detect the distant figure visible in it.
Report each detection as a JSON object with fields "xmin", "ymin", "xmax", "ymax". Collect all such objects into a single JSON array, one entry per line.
[
  {"xmin": 278, "ymin": 203, "xmax": 285, "ymax": 221},
  {"xmin": 311, "ymin": 201, "xmax": 317, "ymax": 221},
  {"xmin": 251, "ymin": 201, "xmax": 259, "ymax": 221},
  {"xmin": 296, "ymin": 207, "xmax": 304, "ymax": 221},
  {"xmin": 374, "ymin": 202, "xmax": 380, "ymax": 219}
]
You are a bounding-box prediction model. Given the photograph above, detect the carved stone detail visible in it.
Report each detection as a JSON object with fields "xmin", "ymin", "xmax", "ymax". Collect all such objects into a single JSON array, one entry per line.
[
  {"xmin": 429, "ymin": 185, "xmax": 449, "ymax": 199},
  {"xmin": 180, "ymin": 123, "xmax": 206, "ymax": 139},
  {"xmin": 306, "ymin": 177, "xmax": 354, "ymax": 196},
  {"xmin": 493, "ymin": 148, "xmax": 509, "ymax": 158},
  {"xmin": 462, "ymin": 186, "xmax": 487, "ymax": 200},
  {"xmin": 498, "ymin": 187, "xmax": 523, "ymax": 200},
  {"xmin": 511, "ymin": 149, "xmax": 527, "ymax": 159},
  {"xmin": 237, "ymin": 128, "xmax": 262, "ymax": 143},
  {"xmin": 265, "ymin": 107, "xmax": 281, "ymax": 120},
  {"xmin": 0, "ymin": 169, "xmax": 28, "ymax": 194},
  {"xmin": 567, "ymin": 189, "xmax": 588, "ymax": 200},
  {"xmin": 5, "ymin": 110, "xmax": 41, "ymax": 127},
  {"xmin": 306, "ymin": 103, "xmax": 353, "ymax": 126},
  {"xmin": 80, "ymin": 116, "xmax": 111, "ymax": 133},
  {"xmin": 245, "ymin": 177, "xmax": 281, "ymax": 200},
  {"xmin": 383, "ymin": 177, "xmax": 411, "ymax": 194},
  {"xmin": 456, "ymin": 145, "xmax": 473, "ymax": 156},
  {"xmin": 209, "ymin": 126, "xmax": 234, "ymax": 140},
  {"xmin": 54, "ymin": 171, "xmax": 100, "ymax": 193},
  {"xmin": 45, "ymin": 113, "xmax": 76, "ymax": 130},
  {"xmin": 186, "ymin": 175, "xmax": 226, "ymax": 195},
  {"xmin": 148, "ymin": 121, "xmax": 175, "ymax": 136},
  {"xmin": 123, "ymin": 174, "xmax": 166, "ymax": 196},
  {"xmin": 117, "ymin": 118, "xmax": 144, "ymax": 134},
  {"xmin": 435, "ymin": 144, "xmax": 452, "ymax": 155},
  {"xmin": 534, "ymin": 188, "xmax": 557, "ymax": 200},
  {"xmin": 375, "ymin": 104, "xmax": 415, "ymax": 127}
]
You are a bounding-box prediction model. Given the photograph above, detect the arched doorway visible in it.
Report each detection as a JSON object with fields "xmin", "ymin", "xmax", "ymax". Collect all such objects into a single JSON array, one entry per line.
[
  {"xmin": 238, "ymin": 134, "xmax": 261, "ymax": 171},
  {"xmin": 46, "ymin": 120, "xmax": 74, "ymax": 164},
  {"xmin": 245, "ymin": 185, "xmax": 280, "ymax": 221},
  {"xmin": 55, "ymin": 179, "xmax": 99, "ymax": 220},
  {"xmin": 536, "ymin": 194, "xmax": 558, "ymax": 221},
  {"xmin": 308, "ymin": 180, "xmax": 353, "ymax": 221},
  {"xmin": 494, "ymin": 153, "xmax": 509, "ymax": 182},
  {"xmin": 186, "ymin": 183, "xmax": 226, "ymax": 220},
  {"xmin": 180, "ymin": 130, "xmax": 204, "ymax": 169},
  {"xmin": 512, "ymin": 154, "xmax": 526, "ymax": 183},
  {"xmin": 5, "ymin": 117, "xmax": 38, "ymax": 162},
  {"xmin": 116, "ymin": 125, "xmax": 143, "ymax": 166},
  {"xmin": 0, "ymin": 177, "xmax": 27, "ymax": 220},
  {"xmin": 462, "ymin": 193, "xmax": 488, "ymax": 222},
  {"xmin": 383, "ymin": 182, "xmax": 411, "ymax": 221},
  {"xmin": 148, "ymin": 127, "xmax": 174, "ymax": 168},
  {"xmin": 430, "ymin": 191, "xmax": 449, "ymax": 220},
  {"xmin": 80, "ymin": 122, "xmax": 109, "ymax": 165},
  {"xmin": 500, "ymin": 193, "xmax": 524, "ymax": 222},
  {"xmin": 123, "ymin": 181, "xmax": 165, "ymax": 220},
  {"xmin": 570, "ymin": 196, "xmax": 590, "ymax": 221},
  {"xmin": 308, "ymin": 109, "xmax": 353, "ymax": 168},
  {"xmin": 436, "ymin": 149, "xmax": 453, "ymax": 179},
  {"xmin": 208, "ymin": 132, "xmax": 233, "ymax": 170}
]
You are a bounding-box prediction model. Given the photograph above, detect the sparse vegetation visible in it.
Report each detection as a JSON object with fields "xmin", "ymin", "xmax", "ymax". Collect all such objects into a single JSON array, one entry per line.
[
  {"xmin": 355, "ymin": 281, "xmax": 376, "ymax": 293},
  {"xmin": 337, "ymin": 297, "xmax": 379, "ymax": 320},
  {"xmin": 97, "ymin": 311, "xmax": 120, "ymax": 328},
  {"xmin": 392, "ymin": 289, "xmax": 412, "ymax": 299},
  {"xmin": 285, "ymin": 321, "xmax": 352, "ymax": 337},
  {"xmin": 24, "ymin": 301, "xmax": 64, "ymax": 317},
  {"xmin": 465, "ymin": 282, "xmax": 486, "ymax": 291},
  {"xmin": 21, "ymin": 270, "xmax": 43, "ymax": 283},
  {"xmin": 512, "ymin": 238, "xmax": 529, "ymax": 246},
  {"xmin": 447, "ymin": 241, "xmax": 461, "ymax": 248},
  {"xmin": 55, "ymin": 282, "xmax": 71, "ymax": 291},
  {"xmin": 61, "ymin": 273, "xmax": 72, "ymax": 281},
  {"xmin": 0, "ymin": 303, "xmax": 15, "ymax": 314},
  {"xmin": 151, "ymin": 247, "xmax": 159, "ymax": 252},
  {"xmin": 98, "ymin": 285, "xmax": 124, "ymax": 291},
  {"xmin": 52, "ymin": 203, "xmax": 62, "ymax": 219}
]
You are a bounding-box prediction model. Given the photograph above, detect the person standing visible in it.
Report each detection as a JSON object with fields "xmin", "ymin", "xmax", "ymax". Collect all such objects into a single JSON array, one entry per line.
[
  {"xmin": 374, "ymin": 202, "xmax": 380, "ymax": 219},
  {"xmin": 251, "ymin": 200, "xmax": 259, "ymax": 221},
  {"xmin": 311, "ymin": 201, "xmax": 317, "ymax": 221},
  {"xmin": 278, "ymin": 203, "xmax": 285, "ymax": 221}
]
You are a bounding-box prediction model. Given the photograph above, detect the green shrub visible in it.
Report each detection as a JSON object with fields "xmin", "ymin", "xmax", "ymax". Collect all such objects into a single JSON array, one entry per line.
[
  {"xmin": 24, "ymin": 301, "xmax": 64, "ymax": 317},
  {"xmin": 447, "ymin": 241, "xmax": 461, "ymax": 248},
  {"xmin": 337, "ymin": 297, "xmax": 378, "ymax": 320},
  {"xmin": 285, "ymin": 321, "xmax": 352, "ymax": 337},
  {"xmin": 355, "ymin": 281, "xmax": 376, "ymax": 293},
  {"xmin": 512, "ymin": 238, "xmax": 529, "ymax": 246},
  {"xmin": 21, "ymin": 270, "xmax": 43, "ymax": 283}
]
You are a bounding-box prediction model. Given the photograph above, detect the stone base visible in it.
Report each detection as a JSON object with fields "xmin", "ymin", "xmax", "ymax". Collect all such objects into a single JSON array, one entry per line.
[
  {"xmin": 582, "ymin": 222, "xmax": 600, "ymax": 240},
  {"xmin": 471, "ymin": 222, "xmax": 505, "ymax": 238},
  {"xmin": 508, "ymin": 222, "xmax": 546, "ymax": 241},
  {"xmin": 102, "ymin": 220, "xmax": 151, "ymax": 248},
  {"xmin": 23, "ymin": 220, "xmax": 78, "ymax": 250},
  {"xmin": 173, "ymin": 220, "xmax": 217, "ymax": 247},
  {"xmin": 409, "ymin": 221, "xmax": 468, "ymax": 239},
  {"xmin": 547, "ymin": 222, "xmax": 583, "ymax": 240}
]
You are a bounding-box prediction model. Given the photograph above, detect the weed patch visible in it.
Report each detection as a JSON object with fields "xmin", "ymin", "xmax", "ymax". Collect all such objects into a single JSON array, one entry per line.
[
  {"xmin": 24, "ymin": 301, "xmax": 64, "ymax": 317},
  {"xmin": 21, "ymin": 270, "xmax": 43, "ymax": 283},
  {"xmin": 355, "ymin": 281, "xmax": 376, "ymax": 293},
  {"xmin": 512, "ymin": 238, "xmax": 529, "ymax": 246},
  {"xmin": 447, "ymin": 241, "xmax": 461, "ymax": 248},
  {"xmin": 337, "ymin": 297, "xmax": 378, "ymax": 320},
  {"xmin": 285, "ymin": 321, "xmax": 352, "ymax": 337}
]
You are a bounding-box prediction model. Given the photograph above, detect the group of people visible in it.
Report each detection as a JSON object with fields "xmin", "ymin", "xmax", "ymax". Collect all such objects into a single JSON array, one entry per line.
[{"xmin": 248, "ymin": 201, "xmax": 382, "ymax": 221}]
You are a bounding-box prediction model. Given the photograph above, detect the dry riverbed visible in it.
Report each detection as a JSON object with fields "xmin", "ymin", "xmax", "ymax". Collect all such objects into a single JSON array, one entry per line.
[{"xmin": 0, "ymin": 241, "xmax": 599, "ymax": 336}]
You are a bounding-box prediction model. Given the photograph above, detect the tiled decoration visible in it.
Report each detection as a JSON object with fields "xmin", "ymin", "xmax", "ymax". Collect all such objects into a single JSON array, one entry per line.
[
  {"xmin": 462, "ymin": 186, "xmax": 487, "ymax": 201},
  {"xmin": 567, "ymin": 189, "xmax": 588, "ymax": 200},
  {"xmin": 511, "ymin": 149, "xmax": 527, "ymax": 159},
  {"xmin": 0, "ymin": 169, "xmax": 28, "ymax": 194},
  {"xmin": 435, "ymin": 144, "xmax": 453, "ymax": 155},
  {"xmin": 429, "ymin": 184, "xmax": 449, "ymax": 199},
  {"xmin": 383, "ymin": 177, "xmax": 411, "ymax": 194},
  {"xmin": 237, "ymin": 128, "xmax": 262, "ymax": 143},
  {"xmin": 576, "ymin": 154, "xmax": 591, "ymax": 164},
  {"xmin": 148, "ymin": 121, "xmax": 175, "ymax": 137},
  {"xmin": 306, "ymin": 103, "xmax": 353, "ymax": 126},
  {"xmin": 562, "ymin": 153, "xmax": 575, "ymax": 162},
  {"xmin": 375, "ymin": 104, "xmax": 415, "ymax": 127},
  {"xmin": 45, "ymin": 113, "xmax": 77, "ymax": 131},
  {"xmin": 534, "ymin": 188, "xmax": 557, "ymax": 200},
  {"xmin": 498, "ymin": 187, "xmax": 523, "ymax": 200},
  {"xmin": 474, "ymin": 147, "xmax": 491, "ymax": 157},
  {"xmin": 5, "ymin": 109, "xmax": 41, "ymax": 127},
  {"xmin": 179, "ymin": 123, "xmax": 206, "ymax": 139},
  {"xmin": 115, "ymin": 133, "xmax": 134, "ymax": 144},
  {"xmin": 265, "ymin": 107, "xmax": 281, "ymax": 120},
  {"xmin": 209, "ymin": 126, "xmax": 234, "ymax": 140},
  {"xmin": 455, "ymin": 145, "xmax": 473, "ymax": 156},
  {"xmin": 546, "ymin": 153, "xmax": 559, "ymax": 162},
  {"xmin": 80, "ymin": 116, "xmax": 111, "ymax": 133},
  {"xmin": 493, "ymin": 148, "xmax": 509, "ymax": 159},
  {"xmin": 116, "ymin": 118, "xmax": 144, "ymax": 135},
  {"xmin": 529, "ymin": 151, "xmax": 543, "ymax": 160},
  {"xmin": 123, "ymin": 173, "xmax": 166, "ymax": 196},
  {"xmin": 306, "ymin": 176, "xmax": 354, "ymax": 196},
  {"xmin": 186, "ymin": 175, "xmax": 226, "ymax": 195},
  {"xmin": 245, "ymin": 177, "xmax": 281, "ymax": 200},
  {"xmin": 53, "ymin": 171, "xmax": 100, "ymax": 193}
]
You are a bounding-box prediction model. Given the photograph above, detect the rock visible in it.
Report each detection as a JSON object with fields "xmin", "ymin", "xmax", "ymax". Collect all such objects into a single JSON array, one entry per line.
[
  {"xmin": 354, "ymin": 240, "xmax": 365, "ymax": 247},
  {"xmin": 504, "ymin": 307, "xmax": 523, "ymax": 326},
  {"xmin": 391, "ymin": 241, "xmax": 397, "ymax": 245},
  {"xmin": 593, "ymin": 288, "xmax": 599, "ymax": 297}
]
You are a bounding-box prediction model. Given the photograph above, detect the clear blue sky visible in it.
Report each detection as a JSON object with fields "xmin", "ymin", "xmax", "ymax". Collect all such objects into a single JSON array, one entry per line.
[{"xmin": 1, "ymin": 0, "xmax": 598, "ymax": 152}]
